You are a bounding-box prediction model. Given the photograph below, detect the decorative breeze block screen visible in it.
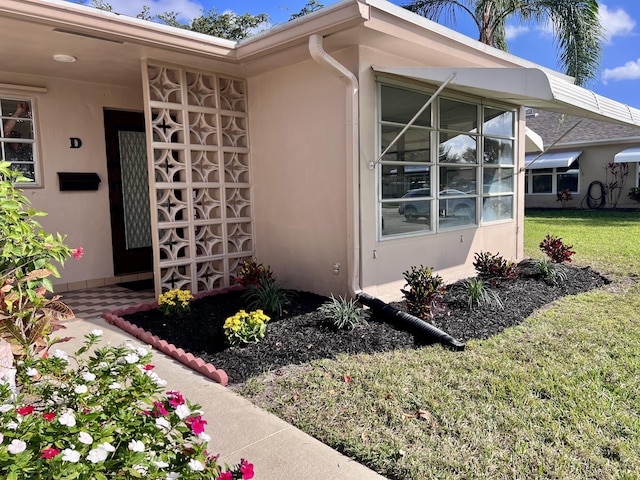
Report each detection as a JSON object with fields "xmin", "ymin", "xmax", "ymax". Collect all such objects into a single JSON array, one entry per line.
[{"xmin": 143, "ymin": 62, "xmax": 253, "ymax": 293}]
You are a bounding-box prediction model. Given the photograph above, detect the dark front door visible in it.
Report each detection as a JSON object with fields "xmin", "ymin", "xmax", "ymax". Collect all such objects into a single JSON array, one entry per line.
[{"xmin": 104, "ymin": 109, "xmax": 153, "ymax": 276}]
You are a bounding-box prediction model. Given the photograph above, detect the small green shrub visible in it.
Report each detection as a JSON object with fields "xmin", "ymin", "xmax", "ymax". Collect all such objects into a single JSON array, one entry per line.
[
  {"xmin": 540, "ymin": 234, "xmax": 575, "ymax": 263},
  {"xmin": 401, "ymin": 265, "xmax": 446, "ymax": 320},
  {"xmin": 536, "ymin": 257, "xmax": 569, "ymax": 285},
  {"xmin": 463, "ymin": 278, "xmax": 504, "ymax": 310},
  {"xmin": 236, "ymin": 258, "xmax": 274, "ymax": 287},
  {"xmin": 317, "ymin": 295, "xmax": 370, "ymax": 330},
  {"xmin": 157, "ymin": 289, "xmax": 193, "ymax": 317},
  {"xmin": 242, "ymin": 277, "xmax": 292, "ymax": 318},
  {"xmin": 223, "ymin": 309, "xmax": 271, "ymax": 347},
  {"xmin": 473, "ymin": 251, "xmax": 519, "ymax": 280}
]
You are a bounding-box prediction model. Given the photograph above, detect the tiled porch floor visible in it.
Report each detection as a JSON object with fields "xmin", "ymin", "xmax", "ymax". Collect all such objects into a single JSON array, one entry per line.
[{"xmin": 60, "ymin": 285, "xmax": 156, "ymax": 319}]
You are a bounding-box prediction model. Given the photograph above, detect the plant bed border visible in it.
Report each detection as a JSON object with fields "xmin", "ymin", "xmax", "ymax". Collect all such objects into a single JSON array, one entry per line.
[{"xmin": 102, "ymin": 285, "xmax": 244, "ymax": 387}]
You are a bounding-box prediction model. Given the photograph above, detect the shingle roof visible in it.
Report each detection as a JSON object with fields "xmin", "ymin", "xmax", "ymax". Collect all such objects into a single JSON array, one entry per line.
[{"xmin": 525, "ymin": 108, "xmax": 640, "ymax": 147}]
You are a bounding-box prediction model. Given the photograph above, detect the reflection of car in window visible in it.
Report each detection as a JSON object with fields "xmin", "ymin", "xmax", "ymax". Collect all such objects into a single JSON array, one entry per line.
[{"xmin": 398, "ymin": 188, "xmax": 475, "ymax": 220}]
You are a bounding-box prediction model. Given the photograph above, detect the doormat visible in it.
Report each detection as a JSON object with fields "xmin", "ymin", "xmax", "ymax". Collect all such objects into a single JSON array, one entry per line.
[{"xmin": 117, "ymin": 279, "xmax": 154, "ymax": 292}]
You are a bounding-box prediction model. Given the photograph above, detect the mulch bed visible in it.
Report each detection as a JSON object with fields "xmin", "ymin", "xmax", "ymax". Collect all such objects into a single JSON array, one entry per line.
[{"xmin": 119, "ymin": 260, "xmax": 608, "ymax": 386}]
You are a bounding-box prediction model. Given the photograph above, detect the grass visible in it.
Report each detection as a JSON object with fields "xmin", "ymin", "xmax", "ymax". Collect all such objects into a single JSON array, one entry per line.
[{"xmin": 238, "ymin": 209, "xmax": 640, "ymax": 479}]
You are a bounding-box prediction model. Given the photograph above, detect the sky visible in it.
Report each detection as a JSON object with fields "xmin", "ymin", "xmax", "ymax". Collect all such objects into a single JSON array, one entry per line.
[{"xmin": 74, "ymin": 0, "xmax": 640, "ymax": 108}]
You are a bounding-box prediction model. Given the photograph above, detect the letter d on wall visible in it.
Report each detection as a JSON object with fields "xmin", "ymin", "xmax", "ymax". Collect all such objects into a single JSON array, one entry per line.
[{"xmin": 70, "ymin": 137, "xmax": 82, "ymax": 149}]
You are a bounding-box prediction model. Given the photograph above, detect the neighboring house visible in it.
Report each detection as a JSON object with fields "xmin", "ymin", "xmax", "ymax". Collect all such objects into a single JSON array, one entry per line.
[
  {"xmin": 525, "ymin": 108, "xmax": 640, "ymax": 210},
  {"xmin": 1, "ymin": 0, "xmax": 639, "ymax": 302}
]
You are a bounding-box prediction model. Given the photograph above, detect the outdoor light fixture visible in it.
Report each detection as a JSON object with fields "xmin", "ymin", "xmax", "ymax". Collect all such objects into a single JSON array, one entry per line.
[{"xmin": 53, "ymin": 54, "xmax": 77, "ymax": 63}]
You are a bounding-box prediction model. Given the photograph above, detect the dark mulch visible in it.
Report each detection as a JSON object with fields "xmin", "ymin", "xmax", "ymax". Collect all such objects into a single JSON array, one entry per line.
[{"xmin": 121, "ymin": 260, "xmax": 608, "ymax": 386}]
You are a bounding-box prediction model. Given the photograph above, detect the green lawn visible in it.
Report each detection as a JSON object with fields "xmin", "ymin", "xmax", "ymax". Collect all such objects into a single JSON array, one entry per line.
[{"xmin": 238, "ymin": 210, "xmax": 640, "ymax": 479}]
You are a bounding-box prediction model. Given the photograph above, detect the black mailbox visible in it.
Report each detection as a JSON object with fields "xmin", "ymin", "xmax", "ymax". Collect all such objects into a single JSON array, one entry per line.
[{"xmin": 57, "ymin": 172, "xmax": 101, "ymax": 191}]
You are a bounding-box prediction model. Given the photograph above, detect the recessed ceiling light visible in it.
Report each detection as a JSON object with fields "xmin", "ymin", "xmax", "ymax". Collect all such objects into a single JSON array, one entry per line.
[{"xmin": 53, "ymin": 54, "xmax": 77, "ymax": 63}]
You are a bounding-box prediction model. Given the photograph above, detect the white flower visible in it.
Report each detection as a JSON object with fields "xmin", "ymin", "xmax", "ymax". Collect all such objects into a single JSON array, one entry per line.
[
  {"xmin": 153, "ymin": 460, "xmax": 169, "ymax": 468},
  {"xmin": 81, "ymin": 371, "xmax": 96, "ymax": 382},
  {"xmin": 78, "ymin": 431, "xmax": 93, "ymax": 445},
  {"xmin": 58, "ymin": 410, "xmax": 76, "ymax": 427},
  {"xmin": 155, "ymin": 417, "xmax": 171, "ymax": 430},
  {"xmin": 98, "ymin": 442, "xmax": 115, "ymax": 452},
  {"xmin": 52, "ymin": 349, "xmax": 69, "ymax": 361},
  {"xmin": 0, "ymin": 433, "xmax": 3, "ymax": 444},
  {"xmin": 146, "ymin": 371, "xmax": 167, "ymax": 386},
  {"xmin": 6, "ymin": 421, "xmax": 19, "ymax": 430},
  {"xmin": 0, "ymin": 404, "xmax": 13, "ymax": 413},
  {"xmin": 197, "ymin": 432, "xmax": 211, "ymax": 443},
  {"xmin": 26, "ymin": 367, "xmax": 38, "ymax": 377},
  {"xmin": 7, "ymin": 439, "xmax": 26, "ymax": 454},
  {"xmin": 74, "ymin": 384, "xmax": 88, "ymax": 394},
  {"xmin": 91, "ymin": 329, "xmax": 103, "ymax": 336},
  {"xmin": 61, "ymin": 449, "xmax": 81, "ymax": 463},
  {"xmin": 166, "ymin": 473, "xmax": 181, "ymax": 480},
  {"xmin": 188, "ymin": 459, "xmax": 205, "ymax": 471},
  {"xmin": 86, "ymin": 447, "xmax": 108, "ymax": 463},
  {"xmin": 109, "ymin": 382, "xmax": 122, "ymax": 390},
  {"xmin": 128, "ymin": 440, "xmax": 145, "ymax": 452},
  {"xmin": 97, "ymin": 362, "xmax": 108, "ymax": 369},
  {"xmin": 133, "ymin": 465, "xmax": 148, "ymax": 475},
  {"xmin": 86, "ymin": 443, "xmax": 115, "ymax": 463},
  {"xmin": 136, "ymin": 346, "xmax": 149, "ymax": 356},
  {"xmin": 175, "ymin": 404, "xmax": 191, "ymax": 419},
  {"xmin": 124, "ymin": 353, "xmax": 139, "ymax": 364}
]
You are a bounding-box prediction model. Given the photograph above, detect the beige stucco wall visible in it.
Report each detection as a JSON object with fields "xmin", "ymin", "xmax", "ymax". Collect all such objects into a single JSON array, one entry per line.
[
  {"xmin": 248, "ymin": 53, "xmax": 353, "ymax": 297},
  {"xmin": 0, "ymin": 73, "xmax": 143, "ymax": 288},
  {"xmin": 525, "ymin": 143, "xmax": 640, "ymax": 210}
]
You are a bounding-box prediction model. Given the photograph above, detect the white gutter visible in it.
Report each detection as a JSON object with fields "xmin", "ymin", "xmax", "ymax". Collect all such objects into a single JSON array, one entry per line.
[{"xmin": 308, "ymin": 34, "xmax": 362, "ymax": 297}]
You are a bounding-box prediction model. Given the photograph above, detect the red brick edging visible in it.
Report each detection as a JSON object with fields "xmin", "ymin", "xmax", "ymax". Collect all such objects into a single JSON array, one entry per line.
[{"xmin": 102, "ymin": 285, "xmax": 244, "ymax": 387}]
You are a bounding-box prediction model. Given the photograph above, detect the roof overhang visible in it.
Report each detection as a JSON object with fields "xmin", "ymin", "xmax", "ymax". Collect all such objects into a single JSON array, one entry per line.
[
  {"xmin": 372, "ymin": 66, "xmax": 640, "ymax": 127},
  {"xmin": 614, "ymin": 147, "xmax": 640, "ymax": 163},
  {"xmin": 525, "ymin": 151, "xmax": 582, "ymax": 170}
]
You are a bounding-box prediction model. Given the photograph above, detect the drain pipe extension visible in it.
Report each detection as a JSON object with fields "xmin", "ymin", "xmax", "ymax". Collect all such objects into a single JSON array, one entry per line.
[
  {"xmin": 308, "ymin": 35, "xmax": 464, "ymax": 351},
  {"xmin": 309, "ymin": 34, "xmax": 361, "ymax": 300}
]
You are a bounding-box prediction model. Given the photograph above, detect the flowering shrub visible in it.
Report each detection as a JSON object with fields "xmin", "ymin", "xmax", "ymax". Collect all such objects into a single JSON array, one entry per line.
[
  {"xmin": 0, "ymin": 331, "xmax": 253, "ymax": 479},
  {"xmin": 158, "ymin": 289, "xmax": 194, "ymax": 317},
  {"xmin": 473, "ymin": 251, "xmax": 519, "ymax": 280},
  {"xmin": 0, "ymin": 162, "xmax": 82, "ymax": 358},
  {"xmin": 223, "ymin": 310, "xmax": 270, "ymax": 347},
  {"xmin": 235, "ymin": 258, "xmax": 273, "ymax": 287},
  {"xmin": 401, "ymin": 265, "xmax": 446, "ymax": 320},
  {"xmin": 539, "ymin": 234, "xmax": 575, "ymax": 263}
]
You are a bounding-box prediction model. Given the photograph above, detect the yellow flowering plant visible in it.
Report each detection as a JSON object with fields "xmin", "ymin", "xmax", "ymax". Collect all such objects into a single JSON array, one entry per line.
[
  {"xmin": 223, "ymin": 310, "xmax": 270, "ymax": 348},
  {"xmin": 157, "ymin": 289, "xmax": 194, "ymax": 317}
]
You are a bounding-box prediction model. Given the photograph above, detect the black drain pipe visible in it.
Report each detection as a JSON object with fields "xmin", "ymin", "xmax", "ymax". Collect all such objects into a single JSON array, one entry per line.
[{"xmin": 357, "ymin": 292, "xmax": 465, "ymax": 351}]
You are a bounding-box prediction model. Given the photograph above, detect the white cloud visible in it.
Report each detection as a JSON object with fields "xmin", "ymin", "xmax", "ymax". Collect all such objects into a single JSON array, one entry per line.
[
  {"xmin": 599, "ymin": 3, "xmax": 635, "ymax": 43},
  {"xmin": 505, "ymin": 25, "xmax": 529, "ymax": 41},
  {"xmin": 602, "ymin": 58, "xmax": 640, "ymax": 84},
  {"xmin": 79, "ymin": 0, "xmax": 206, "ymax": 22}
]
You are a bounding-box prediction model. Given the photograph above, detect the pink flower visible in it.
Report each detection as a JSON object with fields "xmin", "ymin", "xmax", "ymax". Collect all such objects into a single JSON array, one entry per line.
[
  {"xmin": 41, "ymin": 448, "xmax": 61, "ymax": 459},
  {"xmin": 219, "ymin": 473, "xmax": 233, "ymax": 480},
  {"xmin": 42, "ymin": 412, "xmax": 56, "ymax": 421},
  {"xmin": 72, "ymin": 247, "xmax": 84, "ymax": 259},
  {"xmin": 153, "ymin": 401, "xmax": 168, "ymax": 417},
  {"xmin": 167, "ymin": 391, "xmax": 185, "ymax": 407},
  {"xmin": 240, "ymin": 458, "xmax": 254, "ymax": 479},
  {"xmin": 143, "ymin": 364, "xmax": 155, "ymax": 371},
  {"xmin": 186, "ymin": 415, "xmax": 207, "ymax": 435},
  {"xmin": 16, "ymin": 405, "xmax": 34, "ymax": 416}
]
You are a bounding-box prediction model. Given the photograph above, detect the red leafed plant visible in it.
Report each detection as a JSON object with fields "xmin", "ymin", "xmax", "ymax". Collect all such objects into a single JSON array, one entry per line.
[{"xmin": 539, "ymin": 234, "xmax": 575, "ymax": 263}]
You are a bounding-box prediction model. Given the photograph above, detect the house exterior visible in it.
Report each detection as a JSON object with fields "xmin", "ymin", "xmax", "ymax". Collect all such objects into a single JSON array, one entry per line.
[
  {"xmin": 525, "ymin": 108, "xmax": 640, "ymax": 210},
  {"xmin": 2, "ymin": 0, "xmax": 639, "ymax": 302}
]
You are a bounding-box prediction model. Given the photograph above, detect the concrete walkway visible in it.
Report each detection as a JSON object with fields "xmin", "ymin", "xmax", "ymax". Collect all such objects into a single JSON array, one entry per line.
[{"xmin": 62, "ymin": 314, "xmax": 387, "ymax": 480}]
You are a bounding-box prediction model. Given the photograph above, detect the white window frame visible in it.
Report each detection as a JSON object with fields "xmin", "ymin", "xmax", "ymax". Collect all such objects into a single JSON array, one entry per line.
[
  {"xmin": 377, "ymin": 79, "xmax": 516, "ymax": 240},
  {"xmin": 0, "ymin": 95, "xmax": 40, "ymax": 187},
  {"xmin": 525, "ymin": 161, "xmax": 580, "ymax": 195}
]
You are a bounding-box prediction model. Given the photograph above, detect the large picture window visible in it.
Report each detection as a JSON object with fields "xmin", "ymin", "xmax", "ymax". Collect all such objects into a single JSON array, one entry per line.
[
  {"xmin": 1, "ymin": 97, "xmax": 38, "ymax": 184},
  {"xmin": 378, "ymin": 81, "xmax": 515, "ymax": 238}
]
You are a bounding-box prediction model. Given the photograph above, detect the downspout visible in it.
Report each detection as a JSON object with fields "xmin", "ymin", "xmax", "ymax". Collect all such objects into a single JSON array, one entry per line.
[
  {"xmin": 309, "ymin": 34, "xmax": 362, "ymax": 299},
  {"xmin": 308, "ymin": 35, "xmax": 464, "ymax": 351}
]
